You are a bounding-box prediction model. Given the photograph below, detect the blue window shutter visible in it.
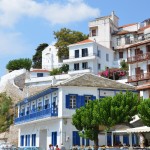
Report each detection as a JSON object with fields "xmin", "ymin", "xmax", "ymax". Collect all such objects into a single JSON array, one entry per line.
[
  {"xmin": 81, "ymin": 96, "xmax": 85, "ymax": 107},
  {"xmin": 92, "ymin": 96, "xmax": 96, "ymax": 100},
  {"xmin": 73, "ymin": 131, "xmax": 80, "ymax": 146},
  {"xmin": 52, "ymin": 132, "xmax": 57, "ymax": 146},
  {"xmin": 28, "ymin": 135, "xmax": 30, "ymax": 146},
  {"xmin": 86, "ymin": 139, "xmax": 89, "ymax": 146},
  {"xmin": 82, "ymin": 137, "xmax": 85, "ymax": 146},
  {"xmin": 115, "ymin": 135, "xmax": 120, "ymax": 144},
  {"xmin": 25, "ymin": 135, "xmax": 27, "ymax": 146},
  {"xmin": 20, "ymin": 135, "xmax": 24, "ymax": 146},
  {"xmin": 76, "ymin": 95, "xmax": 81, "ymax": 108},
  {"xmin": 132, "ymin": 134, "xmax": 135, "ymax": 145},
  {"xmin": 107, "ymin": 135, "xmax": 112, "ymax": 146},
  {"xmin": 123, "ymin": 135, "xmax": 129, "ymax": 145},
  {"xmin": 66, "ymin": 95, "xmax": 70, "ymax": 108}
]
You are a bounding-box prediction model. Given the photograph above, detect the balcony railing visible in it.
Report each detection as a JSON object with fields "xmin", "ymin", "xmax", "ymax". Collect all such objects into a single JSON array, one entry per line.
[
  {"xmin": 68, "ymin": 53, "xmax": 99, "ymax": 59},
  {"xmin": 15, "ymin": 105, "xmax": 58, "ymax": 124},
  {"xmin": 127, "ymin": 52, "xmax": 150, "ymax": 64},
  {"xmin": 128, "ymin": 72, "xmax": 150, "ymax": 82}
]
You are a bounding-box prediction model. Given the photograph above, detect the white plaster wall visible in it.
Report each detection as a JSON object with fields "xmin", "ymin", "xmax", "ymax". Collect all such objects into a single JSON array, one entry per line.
[
  {"xmin": 58, "ymin": 86, "xmax": 99, "ymax": 117},
  {"xmin": 30, "ymin": 72, "xmax": 49, "ymax": 78},
  {"xmin": 89, "ymin": 18, "xmax": 112, "ymax": 48},
  {"xmin": 143, "ymin": 90, "xmax": 149, "ymax": 99},
  {"xmin": 121, "ymin": 24, "xmax": 138, "ymax": 32},
  {"xmin": 42, "ymin": 45, "xmax": 62, "ymax": 71}
]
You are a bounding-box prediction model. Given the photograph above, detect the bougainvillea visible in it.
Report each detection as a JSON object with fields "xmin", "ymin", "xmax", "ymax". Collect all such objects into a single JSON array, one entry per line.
[{"xmin": 99, "ymin": 68, "xmax": 127, "ymax": 80}]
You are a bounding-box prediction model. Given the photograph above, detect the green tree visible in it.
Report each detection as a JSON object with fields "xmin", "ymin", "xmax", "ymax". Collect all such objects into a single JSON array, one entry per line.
[
  {"xmin": 54, "ymin": 28, "xmax": 88, "ymax": 58},
  {"xmin": 138, "ymin": 98, "xmax": 150, "ymax": 126},
  {"xmin": 72, "ymin": 91, "xmax": 139, "ymax": 147},
  {"xmin": 50, "ymin": 68, "xmax": 61, "ymax": 75},
  {"xmin": 0, "ymin": 93, "xmax": 13, "ymax": 132},
  {"xmin": 72, "ymin": 100, "xmax": 100, "ymax": 146},
  {"xmin": 59, "ymin": 64, "xmax": 69, "ymax": 73},
  {"xmin": 6, "ymin": 58, "xmax": 32, "ymax": 71},
  {"xmin": 120, "ymin": 60, "xmax": 129, "ymax": 71},
  {"xmin": 32, "ymin": 43, "xmax": 48, "ymax": 68}
]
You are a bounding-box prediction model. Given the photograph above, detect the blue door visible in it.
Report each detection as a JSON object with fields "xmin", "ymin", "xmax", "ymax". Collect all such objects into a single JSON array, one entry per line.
[
  {"xmin": 73, "ymin": 131, "xmax": 80, "ymax": 146},
  {"xmin": 52, "ymin": 132, "xmax": 57, "ymax": 146}
]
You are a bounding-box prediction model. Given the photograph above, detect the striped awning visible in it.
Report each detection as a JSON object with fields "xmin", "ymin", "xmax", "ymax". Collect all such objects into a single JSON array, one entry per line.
[{"xmin": 127, "ymin": 126, "xmax": 150, "ymax": 133}]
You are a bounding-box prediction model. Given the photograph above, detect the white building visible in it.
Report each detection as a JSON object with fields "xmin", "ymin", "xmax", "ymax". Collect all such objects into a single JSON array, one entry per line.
[
  {"xmin": 14, "ymin": 73, "xmax": 136, "ymax": 150},
  {"xmin": 63, "ymin": 39, "xmax": 116, "ymax": 75},
  {"xmin": 42, "ymin": 45, "xmax": 63, "ymax": 71}
]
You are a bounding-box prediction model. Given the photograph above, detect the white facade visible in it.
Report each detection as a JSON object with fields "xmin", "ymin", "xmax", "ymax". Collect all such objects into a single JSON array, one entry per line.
[
  {"xmin": 63, "ymin": 40, "xmax": 115, "ymax": 75},
  {"xmin": 42, "ymin": 45, "xmax": 63, "ymax": 71},
  {"xmin": 15, "ymin": 74, "xmax": 135, "ymax": 149}
]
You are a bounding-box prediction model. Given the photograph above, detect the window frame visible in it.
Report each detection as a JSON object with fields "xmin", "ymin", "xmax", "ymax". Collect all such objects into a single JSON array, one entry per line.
[
  {"xmin": 69, "ymin": 95, "xmax": 77, "ymax": 109},
  {"xmin": 82, "ymin": 48, "xmax": 88, "ymax": 57},
  {"xmin": 75, "ymin": 50, "xmax": 79, "ymax": 58},
  {"xmin": 74, "ymin": 63, "xmax": 79, "ymax": 70},
  {"xmin": 82, "ymin": 62, "xmax": 88, "ymax": 69}
]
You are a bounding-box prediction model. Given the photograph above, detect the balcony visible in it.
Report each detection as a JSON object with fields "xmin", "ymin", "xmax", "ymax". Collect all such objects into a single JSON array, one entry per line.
[
  {"xmin": 127, "ymin": 52, "xmax": 150, "ymax": 64},
  {"xmin": 68, "ymin": 68, "xmax": 92, "ymax": 75},
  {"xmin": 128, "ymin": 72, "xmax": 150, "ymax": 82},
  {"xmin": 15, "ymin": 105, "xmax": 58, "ymax": 124},
  {"xmin": 63, "ymin": 53, "xmax": 98, "ymax": 63}
]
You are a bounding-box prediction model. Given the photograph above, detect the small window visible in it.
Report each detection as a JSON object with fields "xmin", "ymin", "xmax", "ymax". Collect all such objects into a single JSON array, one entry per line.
[
  {"xmin": 38, "ymin": 102, "xmax": 42, "ymax": 111},
  {"xmin": 45, "ymin": 99, "xmax": 49, "ymax": 109},
  {"xmin": 117, "ymin": 38, "xmax": 121, "ymax": 46},
  {"xmin": 85, "ymin": 96, "xmax": 92, "ymax": 104},
  {"xmin": 74, "ymin": 63, "xmax": 79, "ymax": 70},
  {"xmin": 82, "ymin": 62, "xmax": 88, "ymax": 69},
  {"xmin": 91, "ymin": 29, "xmax": 96, "ymax": 36},
  {"xmin": 75, "ymin": 50, "xmax": 79, "ymax": 58},
  {"xmin": 97, "ymin": 50, "xmax": 101, "ymax": 57},
  {"xmin": 119, "ymin": 52, "xmax": 123, "ymax": 59},
  {"xmin": 82, "ymin": 48, "xmax": 88, "ymax": 57},
  {"xmin": 106, "ymin": 54, "xmax": 109, "ymax": 62},
  {"xmin": 37, "ymin": 73, "xmax": 43, "ymax": 77},
  {"xmin": 98, "ymin": 64, "xmax": 101, "ymax": 70},
  {"xmin": 70, "ymin": 95, "xmax": 76, "ymax": 108}
]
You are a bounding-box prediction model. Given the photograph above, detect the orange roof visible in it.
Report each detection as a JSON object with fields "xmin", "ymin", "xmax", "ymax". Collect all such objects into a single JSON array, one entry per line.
[
  {"xmin": 136, "ymin": 82, "xmax": 150, "ymax": 90},
  {"xmin": 119, "ymin": 23, "xmax": 137, "ymax": 29},
  {"xmin": 138, "ymin": 25, "xmax": 150, "ymax": 31},
  {"xmin": 30, "ymin": 69, "xmax": 49, "ymax": 72},
  {"xmin": 75, "ymin": 39, "xmax": 93, "ymax": 44}
]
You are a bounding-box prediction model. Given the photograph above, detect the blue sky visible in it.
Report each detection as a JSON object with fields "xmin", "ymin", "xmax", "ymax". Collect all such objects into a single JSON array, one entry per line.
[{"xmin": 0, "ymin": 0, "xmax": 150, "ymax": 77}]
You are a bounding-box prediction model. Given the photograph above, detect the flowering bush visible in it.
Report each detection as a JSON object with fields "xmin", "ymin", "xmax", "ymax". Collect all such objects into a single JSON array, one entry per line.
[{"xmin": 100, "ymin": 68, "xmax": 127, "ymax": 80}]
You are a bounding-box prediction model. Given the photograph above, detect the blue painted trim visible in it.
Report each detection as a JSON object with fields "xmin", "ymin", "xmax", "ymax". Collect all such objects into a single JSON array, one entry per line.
[{"xmin": 18, "ymin": 88, "xmax": 58, "ymax": 105}]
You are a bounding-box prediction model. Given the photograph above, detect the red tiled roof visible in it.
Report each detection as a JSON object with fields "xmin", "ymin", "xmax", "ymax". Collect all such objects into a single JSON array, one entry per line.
[
  {"xmin": 119, "ymin": 23, "xmax": 137, "ymax": 29},
  {"xmin": 138, "ymin": 25, "xmax": 150, "ymax": 31},
  {"xmin": 30, "ymin": 69, "xmax": 49, "ymax": 72},
  {"xmin": 136, "ymin": 82, "xmax": 150, "ymax": 90},
  {"xmin": 75, "ymin": 39, "xmax": 93, "ymax": 44}
]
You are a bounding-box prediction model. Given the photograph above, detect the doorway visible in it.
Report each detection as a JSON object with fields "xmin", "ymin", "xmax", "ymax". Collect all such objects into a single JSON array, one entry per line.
[{"xmin": 39, "ymin": 129, "xmax": 47, "ymax": 150}]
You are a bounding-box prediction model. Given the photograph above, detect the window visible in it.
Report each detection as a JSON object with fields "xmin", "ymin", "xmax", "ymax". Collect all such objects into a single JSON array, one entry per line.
[
  {"xmin": 25, "ymin": 135, "xmax": 30, "ymax": 146},
  {"xmin": 20, "ymin": 135, "xmax": 24, "ymax": 146},
  {"xmin": 85, "ymin": 96, "xmax": 92, "ymax": 104},
  {"xmin": 70, "ymin": 95, "xmax": 76, "ymax": 109},
  {"xmin": 119, "ymin": 52, "xmax": 123, "ymax": 59},
  {"xmin": 106, "ymin": 54, "xmax": 109, "ymax": 62},
  {"xmin": 52, "ymin": 132, "xmax": 57, "ymax": 146},
  {"xmin": 37, "ymin": 73, "xmax": 43, "ymax": 77},
  {"xmin": 82, "ymin": 48, "xmax": 88, "ymax": 57},
  {"xmin": 32, "ymin": 134, "xmax": 36, "ymax": 146},
  {"xmin": 125, "ymin": 36, "xmax": 131, "ymax": 44},
  {"xmin": 74, "ymin": 63, "xmax": 79, "ymax": 70},
  {"xmin": 26, "ymin": 107, "xmax": 30, "ymax": 115},
  {"xmin": 97, "ymin": 50, "xmax": 101, "ymax": 57},
  {"xmin": 98, "ymin": 64, "xmax": 101, "ymax": 70},
  {"xmin": 45, "ymin": 99, "xmax": 49, "ymax": 109},
  {"xmin": 53, "ymin": 97, "xmax": 58, "ymax": 108},
  {"xmin": 32, "ymin": 104, "xmax": 36, "ymax": 112},
  {"xmin": 117, "ymin": 38, "xmax": 121, "ymax": 46},
  {"xmin": 75, "ymin": 50, "xmax": 79, "ymax": 58},
  {"xmin": 82, "ymin": 62, "xmax": 88, "ymax": 69},
  {"xmin": 38, "ymin": 102, "xmax": 42, "ymax": 111},
  {"xmin": 91, "ymin": 29, "xmax": 96, "ymax": 36}
]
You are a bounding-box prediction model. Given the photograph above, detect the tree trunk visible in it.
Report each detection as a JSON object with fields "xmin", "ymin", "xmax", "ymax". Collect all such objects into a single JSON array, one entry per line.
[{"xmin": 94, "ymin": 135, "xmax": 99, "ymax": 150}]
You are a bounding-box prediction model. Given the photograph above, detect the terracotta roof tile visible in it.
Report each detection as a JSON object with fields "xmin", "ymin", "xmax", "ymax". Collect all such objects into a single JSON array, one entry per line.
[
  {"xmin": 138, "ymin": 25, "xmax": 150, "ymax": 31},
  {"xmin": 76, "ymin": 39, "xmax": 94, "ymax": 44},
  {"xmin": 30, "ymin": 69, "xmax": 49, "ymax": 72},
  {"xmin": 119, "ymin": 23, "xmax": 137, "ymax": 29}
]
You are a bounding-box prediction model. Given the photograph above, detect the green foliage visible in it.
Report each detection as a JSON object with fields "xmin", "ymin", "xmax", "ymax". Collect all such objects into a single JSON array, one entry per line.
[
  {"xmin": 50, "ymin": 68, "xmax": 61, "ymax": 75},
  {"xmin": 32, "ymin": 43, "xmax": 48, "ymax": 68},
  {"xmin": 54, "ymin": 28, "xmax": 88, "ymax": 58},
  {"xmin": 120, "ymin": 60, "xmax": 129, "ymax": 71},
  {"xmin": 59, "ymin": 64, "xmax": 69, "ymax": 73},
  {"xmin": 50, "ymin": 64, "xmax": 69, "ymax": 75},
  {"xmin": 0, "ymin": 93, "xmax": 13, "ymax": 132},
  {"xmin": 138, "ymin": 99, "xmax": 150, "ymax": 126},
  {"xmin": 72, "ymin": 91, "xmax": 139, "ymax": 146},
  {"xmin": 6, "ymin": 58, "xmax": 32, "ymax": 71}
]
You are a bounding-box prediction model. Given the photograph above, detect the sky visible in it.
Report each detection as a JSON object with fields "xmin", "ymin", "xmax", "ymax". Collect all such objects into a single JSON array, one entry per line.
[{"xmin": 0, "ymin": 0, "xmax": 150, "ymax": 77}]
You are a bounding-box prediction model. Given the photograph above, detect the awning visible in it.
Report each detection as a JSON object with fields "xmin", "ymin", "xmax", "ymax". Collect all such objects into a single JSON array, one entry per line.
[{"xmin": 127, "ymin": 126, "xmax": 150, "ymax": 133}]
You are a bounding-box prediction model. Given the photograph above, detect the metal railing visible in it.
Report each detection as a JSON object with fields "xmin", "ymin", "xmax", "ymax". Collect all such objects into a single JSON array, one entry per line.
[
  {"xmin": 128, "ymin": 72, "xmax": 150, "ymax": 82},
  {"xmin": 15, "ymin": 106, "xmax": 58, "ymax": 124},
  {"xmin": 127, "ymin": 52, "xmax": 150, "ymax": 64}
]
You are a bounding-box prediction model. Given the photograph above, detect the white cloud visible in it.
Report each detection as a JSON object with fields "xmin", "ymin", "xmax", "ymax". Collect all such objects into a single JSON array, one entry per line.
[
  {"xmin": 0, "ymin": 0, "xmax": 100, "ymax": 27},
  {"xmin": 0, "ymin": 31, "xmax": 31, "ymax": 56}
]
